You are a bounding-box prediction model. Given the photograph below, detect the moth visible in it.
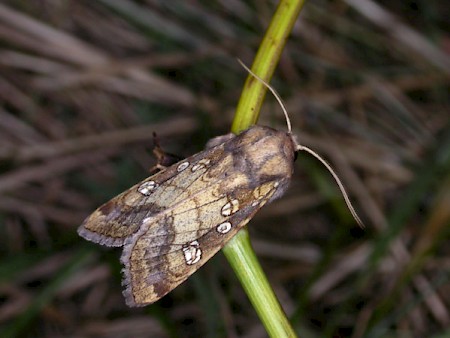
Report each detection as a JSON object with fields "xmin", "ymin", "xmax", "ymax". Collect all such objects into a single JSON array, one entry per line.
[
  {"xmin": 78, "ymin": 66, "xmax": 362, "ymax": 307},
  {"xmin": 79, "ymin": 125, "xmax": 297, "ymax": 306}
]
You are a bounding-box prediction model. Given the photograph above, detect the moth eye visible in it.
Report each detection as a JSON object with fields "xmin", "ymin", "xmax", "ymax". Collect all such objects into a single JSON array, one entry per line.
[
  {"xmin": 137, "ymin": 181, "xmax": 158, "ymax": 195},
  {"xmin": 182, "ymin": 240, "xmax": 202, "ymax": 265},
  {"xmin": 177, "ymin": 161, "xmax": 190, "ymax": 172},
  {"xmin": 191, "ymin": 158, "xmax": 211, "ymax": 172},
  {"xmin": 216, "ymin": 221, "xmax": 232, "ymax": 234},
  {"xmin": 294, "ymin": 151, "xmax": 298, "ymax": 162},
  {"xmin": 221, "ymin": 199, "xmax": 240, "ymax": 217}
]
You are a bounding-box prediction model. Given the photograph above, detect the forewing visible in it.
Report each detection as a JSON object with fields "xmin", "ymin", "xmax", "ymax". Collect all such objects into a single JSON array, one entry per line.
[
  {"xmin": 78, "ymin": 143, "xmax": 228, "ymax": 247},
  {"xmin": 120, "ymin": 179, "xmax": 283, "ymax": 307},
  {"xmin": 78, "ymin": 125, "xmax": 297, "ymax": 306}
]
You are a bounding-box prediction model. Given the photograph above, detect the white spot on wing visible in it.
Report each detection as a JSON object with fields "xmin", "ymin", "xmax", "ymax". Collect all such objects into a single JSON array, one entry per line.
[
  {"xmin": 216, "ymin": 222, "xmax": 232, "ymax": 234},
  {"xmin": 221, "ymin": 199, "xmax": 239, "ymax": 216},
  {"xmin": 177, "ymin": 161, "xmax": 190, "ymax": 172},
  {"xmin": 191, "ymin": 158, "xmax": 211, "ymax": 172},
  {"xmin": 182, "ymin": 240, "xmax": 202, "ymax": 265},
  {"xmin": 138, "ymin": 181, "xmax": 157, "ymax": 195}
]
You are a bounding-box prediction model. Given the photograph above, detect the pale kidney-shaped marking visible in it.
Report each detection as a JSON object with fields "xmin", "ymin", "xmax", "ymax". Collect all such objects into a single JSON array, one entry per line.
[{"xmin": 182, "ymin": 240, "xmax": 202, "ymax": 265}]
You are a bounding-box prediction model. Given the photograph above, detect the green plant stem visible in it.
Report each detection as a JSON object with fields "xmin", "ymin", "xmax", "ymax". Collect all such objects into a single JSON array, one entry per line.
[
  {"xmin": 223, "ymin": 230, "xmax": 297, "ymax": 338},
  {"xmin": 223, "ymin": 1, "xmax": 305, "ymax": 337},
  {"xmin": 231, "ymin": 0, "xmax": 306, "ymax": 134}
]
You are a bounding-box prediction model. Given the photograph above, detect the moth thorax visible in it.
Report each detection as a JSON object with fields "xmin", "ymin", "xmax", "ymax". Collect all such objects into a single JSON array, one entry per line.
[{"xmin": 240, "ymin": 127, "xmax": 296, "ymax": 180}]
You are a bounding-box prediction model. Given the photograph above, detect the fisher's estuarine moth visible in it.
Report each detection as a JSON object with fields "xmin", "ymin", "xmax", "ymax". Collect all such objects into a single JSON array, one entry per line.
[{"xmin": 78, "ymin": 66, "xmax": 362, "ymax": 307}]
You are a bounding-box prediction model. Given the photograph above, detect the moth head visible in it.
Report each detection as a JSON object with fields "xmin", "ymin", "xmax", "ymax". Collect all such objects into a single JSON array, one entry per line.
[{"xmin": 238, "ymin": 60, "xmax": 364, "ymax": 227}]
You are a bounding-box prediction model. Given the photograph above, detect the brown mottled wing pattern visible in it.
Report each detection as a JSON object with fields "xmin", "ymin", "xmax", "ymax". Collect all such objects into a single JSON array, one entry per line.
[
  {"xmin": 121, "ymin": 179, "xmax": 281, "ymax": 306},
  {"xmin": 78, "ymin": 125, "xmax": 297, "ymax": 306},
  {"xmin": 78, "ymin": 143, "xmax": 228, "ymax": 247},
  {"xmin": 120, "ymin": 126, "xmax": 297, "ymax": 306}
]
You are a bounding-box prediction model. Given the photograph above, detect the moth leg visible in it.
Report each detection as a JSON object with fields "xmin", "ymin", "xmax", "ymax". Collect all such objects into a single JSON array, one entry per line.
[{"xmin": 150, "ymin": 132, "xmax": 183, "ymax": 173}]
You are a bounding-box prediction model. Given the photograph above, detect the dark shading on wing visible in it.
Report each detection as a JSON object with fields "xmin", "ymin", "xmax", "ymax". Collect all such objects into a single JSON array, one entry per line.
[
  {"xmin": 78, "ymin": 142, "xmax": 229, "ymax": 247},
  {"xmin": 121, "ymin": 180, "xmax": 282, "ymax": 306}
]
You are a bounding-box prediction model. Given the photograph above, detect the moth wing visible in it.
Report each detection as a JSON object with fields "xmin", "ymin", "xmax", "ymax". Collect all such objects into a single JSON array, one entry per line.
[
  {"xmin": 78, "ymin": 143, "xmax": 228, "ymax": 247},
  {"xmin": 120, "ymin": 179, "xmax": 284, "ymax": 307}
]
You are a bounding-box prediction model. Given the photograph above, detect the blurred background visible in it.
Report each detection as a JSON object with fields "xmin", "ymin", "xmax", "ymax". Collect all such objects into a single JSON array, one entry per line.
[{"xmin": 0, "ymin": 1, "xmax": 449, "ymax": 337}]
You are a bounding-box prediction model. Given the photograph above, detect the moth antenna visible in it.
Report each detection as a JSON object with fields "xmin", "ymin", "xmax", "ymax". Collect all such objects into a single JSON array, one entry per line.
[
  {"xmin": 238, "ymin": 59, "xmax": 364, "ymax": 228},
  {"xmin": 237, "ymin": 59, "xmax": 292, "ymax": 133},
  {"xmin": 297, "ymin": 144, "xmax": 365, "ymax": 228}
]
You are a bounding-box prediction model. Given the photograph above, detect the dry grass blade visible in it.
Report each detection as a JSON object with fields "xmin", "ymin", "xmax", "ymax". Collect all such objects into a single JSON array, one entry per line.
[{"xmin": 0, "ymin": 1, "xmax": 449, "ymax": 337}]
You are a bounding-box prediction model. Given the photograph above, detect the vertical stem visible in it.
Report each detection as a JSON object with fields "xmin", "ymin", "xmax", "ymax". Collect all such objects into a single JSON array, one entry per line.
[
  {"xmin": 231, "ymin": 0, "xmax": 306, "ymax": 134},
  {"xmin": 223, "ymin": 230, "xmax": 297, "ymax": 338},
  {"xmin": 223, "ymin": 0, "xmax": 306, "ymax": 337}
]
